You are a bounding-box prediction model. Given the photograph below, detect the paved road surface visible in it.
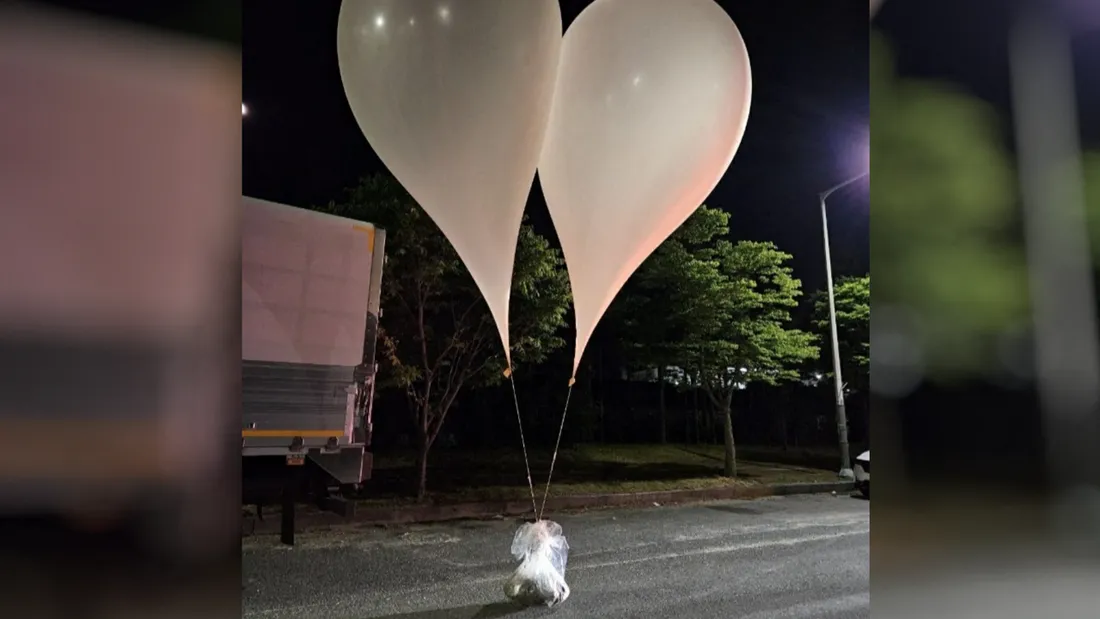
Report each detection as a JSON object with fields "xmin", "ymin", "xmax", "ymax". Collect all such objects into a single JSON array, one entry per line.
[{"xmin": 242, "ymin": 494, "xmax": 869, "ymax": 619}]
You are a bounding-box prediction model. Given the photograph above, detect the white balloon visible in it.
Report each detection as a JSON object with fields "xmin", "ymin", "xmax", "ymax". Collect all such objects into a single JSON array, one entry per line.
[
  {"xmin": 538, "ymin": 0, "xmax": 752, "ymax": 375},
  {"xmin": 337, "ymin": 0, "xmax": 562, "ymax": 366}
]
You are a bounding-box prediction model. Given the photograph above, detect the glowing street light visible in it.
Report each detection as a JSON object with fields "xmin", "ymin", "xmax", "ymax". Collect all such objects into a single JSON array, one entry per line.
[
  {"xmin": 818, "ymin": 169, "xmax": 868, "ymax": 481},
  {"xmin": 242, "ymin": 102, "xmax": 248, "ymax": 116}
]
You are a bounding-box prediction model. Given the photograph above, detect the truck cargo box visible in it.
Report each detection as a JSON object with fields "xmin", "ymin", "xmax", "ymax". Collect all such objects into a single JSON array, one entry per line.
[{"xmin": 241, "ymin": 197, "xmax": 385, "ymax": 485}]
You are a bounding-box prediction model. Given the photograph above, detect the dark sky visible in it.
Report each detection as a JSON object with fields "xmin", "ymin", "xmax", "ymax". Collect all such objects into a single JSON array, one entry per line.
[
  {"xmin": 875, "ymin": 0, "xmax": 1098, "ymax": 149},
  {"xmin": 243, "ymin": 0, "xmax": 869, "ymax": 296}
]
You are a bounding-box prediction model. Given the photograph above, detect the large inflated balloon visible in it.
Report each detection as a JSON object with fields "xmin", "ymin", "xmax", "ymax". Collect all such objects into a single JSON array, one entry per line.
[
  {"xmin": 337, "ymin": 0, "xmax": 562, "ymax": 366},
  {"xmin": 538, "ymin": 0, "xmax": 752, "ymax": 375}
]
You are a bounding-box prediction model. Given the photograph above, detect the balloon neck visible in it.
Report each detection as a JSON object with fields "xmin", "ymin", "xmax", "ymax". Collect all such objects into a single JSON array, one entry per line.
[
  {"xmin": 503, "ymin": 367, "xmax": 513, "ymax": 379},
  {"xmin": 568, "ymin": 376, "xmax": 576, "ymax": 387}
]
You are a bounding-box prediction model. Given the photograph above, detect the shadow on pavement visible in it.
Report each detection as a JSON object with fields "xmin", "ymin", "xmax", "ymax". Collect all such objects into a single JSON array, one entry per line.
[
  {"xmin": 703, "ymin": 504, "xmax": 764, "ymax": 515},
  {"xmin": 368, "ymin": 601, "xmax": 554, "ymax": 619}
]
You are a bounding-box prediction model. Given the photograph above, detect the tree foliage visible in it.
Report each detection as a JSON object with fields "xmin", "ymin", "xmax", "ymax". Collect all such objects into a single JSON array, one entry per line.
[
  {"xmin": 609, "ymin": 205, "xmax": 734, "ymax": 442},
  {"xmin": 613, "ymin": 205, "xmax": 817, "ymax": 474},
  {"xmin": 322, "ymin": 174, "xmax": 570, "ymax": 498},
  {"xmin": 611, "ymin": 205, "xmax": 731, "ymax": 364},
  {"xmin": 811, "ymin": 275, "xmax": 870, "ymax": 393},
  {"xmin": 688, "ymin": 240, "xmax": 819, "ymax": 475}
]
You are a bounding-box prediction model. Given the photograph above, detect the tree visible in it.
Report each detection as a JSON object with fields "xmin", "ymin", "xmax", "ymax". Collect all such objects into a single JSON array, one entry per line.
[
  {"xmin": 323, "ymin": 174, "xmax": 571, "ymax": 499},
  {"xmin": 609, "ymin": 205, "xmax": 732, "ymax": 442},
  {"xmin": 690, "ymin": 241, "xmax": 819, "ymax": 477},
  {"xmin": 811, "ymin": 275, "xmax": 870, "ymax": 394}
]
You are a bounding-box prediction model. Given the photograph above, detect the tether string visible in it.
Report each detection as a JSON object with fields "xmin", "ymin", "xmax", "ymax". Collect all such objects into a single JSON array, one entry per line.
[
  {"xmin": 506, "ymin": 368, "xmax": 538, "ymax": 519},
  {"xmin": 538, "ymin": 377, "xmax": 576, "ymax": 520}
]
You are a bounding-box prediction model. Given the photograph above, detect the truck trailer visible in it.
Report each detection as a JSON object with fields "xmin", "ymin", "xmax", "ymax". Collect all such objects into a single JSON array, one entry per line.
[{"xmin": 241, "ymin": 196, "xmax": 385, "ymax": 535}]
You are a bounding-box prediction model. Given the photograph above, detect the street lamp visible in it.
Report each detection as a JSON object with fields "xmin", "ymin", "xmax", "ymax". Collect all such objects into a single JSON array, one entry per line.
[{"xmin": 819, "ymin": 170, "xmax": 867, "ymax": 480}]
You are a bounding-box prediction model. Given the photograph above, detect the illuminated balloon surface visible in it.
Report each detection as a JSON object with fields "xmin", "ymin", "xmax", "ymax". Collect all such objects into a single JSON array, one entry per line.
[
  {"xmin": 538, "ymin": 0, "xmax": 752, "ymax": 375},
  {"xmin": 337, "ymin": 0, "xmax": 562, "ymax": 365}
]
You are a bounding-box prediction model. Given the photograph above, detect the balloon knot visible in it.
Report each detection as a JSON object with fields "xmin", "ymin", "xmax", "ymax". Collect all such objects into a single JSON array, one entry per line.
[
  {"xmin": 568, "ymin": 377, "xmax": 576, "ymax": 387},
  {"xmin": 503, "ymin": 367, "xmax": 512, "ymax": 378}
]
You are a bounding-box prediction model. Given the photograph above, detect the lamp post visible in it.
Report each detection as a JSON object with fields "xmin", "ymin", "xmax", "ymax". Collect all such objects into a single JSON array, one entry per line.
[{"xmin": 819, "ymin": 171, "xmax": 867, "ymax": 480}]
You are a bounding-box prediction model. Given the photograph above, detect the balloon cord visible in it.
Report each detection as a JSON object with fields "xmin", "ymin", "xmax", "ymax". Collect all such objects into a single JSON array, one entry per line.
[
  {"xmin": 508, "ymin": 373, "xmax": 538, "ymax": 519},
  {"xmin": 538, "ymin": 382, "xmax": 574, "ymax": 521}
]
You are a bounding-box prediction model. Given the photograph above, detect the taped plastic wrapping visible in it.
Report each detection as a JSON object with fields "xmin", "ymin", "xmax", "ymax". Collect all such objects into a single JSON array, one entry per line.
[{"xmin": 503, "ymin": 520, "xmax": 570, "ymax": 607}]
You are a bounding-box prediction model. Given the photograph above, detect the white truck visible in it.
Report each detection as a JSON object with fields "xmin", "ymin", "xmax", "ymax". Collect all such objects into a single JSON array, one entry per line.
[{"xmin": 241, "ymin": 197, "xmax": 386, "ymax": 541}]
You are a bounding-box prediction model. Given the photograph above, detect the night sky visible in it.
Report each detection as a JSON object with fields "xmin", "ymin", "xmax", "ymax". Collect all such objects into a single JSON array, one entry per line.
[
  {"xmin": 875, "ymin": 0, "xmax": 1098, "ymax": 151},
  {"xmin": 243, "ymin": 0, "xmax": 869, "ymax": 296}
]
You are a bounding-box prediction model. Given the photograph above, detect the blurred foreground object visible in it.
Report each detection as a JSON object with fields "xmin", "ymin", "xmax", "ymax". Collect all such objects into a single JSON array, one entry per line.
[
  {"xmin": 1009, "ymin": 2, "xmax": 1100, "ymax": 503},
  {"xmin": 871, "ymin": 0, "xmax": 1100, "ymax": 616},
  {"xmin": 0, "ymin": 4, "xmax": 240, "ymax": 565},
  {"xmin": 504, "ymin": 520, "xmax": 571, "ymax": 607},
  {"xmin": 870, "ymin": 31, "xmax": 1028, "ymax": 388}
]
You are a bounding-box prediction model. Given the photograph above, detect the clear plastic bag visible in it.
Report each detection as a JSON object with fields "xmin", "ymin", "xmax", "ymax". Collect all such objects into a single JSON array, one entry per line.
[{"xmin": 503, "ymin": 519, "xmax": 571, "ymax": 607}]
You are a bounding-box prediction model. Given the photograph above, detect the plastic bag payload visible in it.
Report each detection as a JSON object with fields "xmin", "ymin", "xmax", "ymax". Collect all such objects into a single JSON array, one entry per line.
[{"xmin": 503, "ymin": 519, "xmax": 570, "ymax": 607}]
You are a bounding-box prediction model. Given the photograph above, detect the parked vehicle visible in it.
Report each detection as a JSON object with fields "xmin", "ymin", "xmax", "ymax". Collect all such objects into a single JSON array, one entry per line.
[
  {"xmin": 241, "ymin": 197, "xmax": 386, "ymax": 510},
  {"xmin": 854, "ymin": 450, "xmax": 870, "ymax": 498}
]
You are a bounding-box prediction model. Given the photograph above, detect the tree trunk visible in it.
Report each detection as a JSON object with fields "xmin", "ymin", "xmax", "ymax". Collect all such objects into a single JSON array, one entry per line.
[
  {"xmin": 657, "ymin": 365, "xmax": 667, "ymax": 444},
  {"xmin": 778, "ymin": 388, "xmax": 789, "ymax": 451},
  {"xmin": 414, "ymin": 400, "xmax": 434, "ymax": 501},
  {"xmin": 415, "ymin": 431, "xmax": 429, "ymax": 500},
  {"xmin": 722, "ymin": 401, "xmax": 736, "ymax": 477},
  {"xmin": 705, "ymin": 403, "xmax": 715, "ymax": 444},
  {"xmin": 779, "ymin": 406, "xmax": 790, "ymax": 451},
  {"xmin": 692, "ymin": 385, "xmax": 701, "ymax": 444},
  {"xmin": 597, "ymin": 348, "xmax": 607, "ymax": 443},
  {"xmin": 701, "ymin": 400, "xmax": 711, "ymax": 443},
  {"xmin": 711, "ymin": 401, "xmax": 721, "ymax": 445}
]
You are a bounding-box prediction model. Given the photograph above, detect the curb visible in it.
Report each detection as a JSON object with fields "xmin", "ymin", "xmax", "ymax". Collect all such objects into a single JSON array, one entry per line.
[{"xmin": 243, "ymin": 481, "xmax": 855, "ymax": 537}]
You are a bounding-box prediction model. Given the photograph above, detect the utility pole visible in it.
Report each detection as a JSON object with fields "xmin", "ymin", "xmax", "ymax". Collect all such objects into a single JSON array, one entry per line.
[{"xmin": 819, "ymin": 171, "xmax": 867, "ymax": 479}]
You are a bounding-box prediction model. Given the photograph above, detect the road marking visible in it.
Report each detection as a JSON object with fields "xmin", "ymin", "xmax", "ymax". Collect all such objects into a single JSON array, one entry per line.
[
  {"xmin": 395, "ymin": 532, "xmax": 461, "ymax": 546},
  {"xmin": 672, "ymin": 515, "xmax": 868, "ymax": 542},
  {"xmin": 579, "ymin": 528, "xmax": 869, "ymax": 570},
  {"xmin": 418, "ymin": 526, "xmax": 867, "ymax": 571}
]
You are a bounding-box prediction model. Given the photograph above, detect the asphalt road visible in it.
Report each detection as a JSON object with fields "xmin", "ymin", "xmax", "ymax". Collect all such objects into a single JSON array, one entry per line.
[{"xmin": 242, "ymin": 494, "xmax": 869, "ymax": 619}]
